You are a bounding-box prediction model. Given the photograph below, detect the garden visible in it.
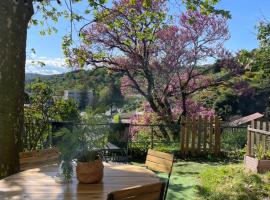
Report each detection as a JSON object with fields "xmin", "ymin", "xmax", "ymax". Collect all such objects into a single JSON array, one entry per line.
[{"xmin": 1, "ymin": 0, "xmax": 270, "ymax": 199}]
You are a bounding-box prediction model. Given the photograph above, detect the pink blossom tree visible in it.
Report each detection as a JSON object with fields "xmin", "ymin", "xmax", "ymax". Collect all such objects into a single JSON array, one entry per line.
[{"xmin": 68, "ymin": 0, "xmax": 231, "ymax": 140}]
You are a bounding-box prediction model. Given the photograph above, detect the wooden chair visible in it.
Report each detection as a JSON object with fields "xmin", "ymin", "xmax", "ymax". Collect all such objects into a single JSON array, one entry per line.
[
  {"xmin": 19, "ymin": 148, "xmax": 59, "ymax": 171},
  {"xmin": 145, "ymin": 149, "xmax": 174, "ymax": 200},
  {"xmin": 107, "ymin": 182, "xmax": 166, "ymax": 200}
]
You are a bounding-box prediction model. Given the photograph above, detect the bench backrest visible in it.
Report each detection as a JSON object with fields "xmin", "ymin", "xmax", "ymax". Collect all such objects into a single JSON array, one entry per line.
[
  {"xmin": 19, "ymin": 148, "xmax": 59, "ymax": 171},
  {"xmin": 145, "ymin": 149, "xmax": 174, "ymax": 175},
  {"xmin": 107, "ymin": 182, "xmax": 165, "ymax": 200}
]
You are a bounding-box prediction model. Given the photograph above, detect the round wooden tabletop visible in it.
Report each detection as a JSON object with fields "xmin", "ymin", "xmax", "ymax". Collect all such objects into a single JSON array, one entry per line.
[{"xmin": 0, "ymin": 162, "xmax": 160, "ymax": 200}]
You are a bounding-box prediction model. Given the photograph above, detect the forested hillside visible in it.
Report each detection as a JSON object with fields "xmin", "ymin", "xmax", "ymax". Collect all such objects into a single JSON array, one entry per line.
[
  {"xmin": 25, "ymin": 69, "xmax": 126, "ymax": 112},
  {"xmin": 26, "ymin": 62, "xmax": 270, "ymax": 120},
  {"xmin": 26, "ymin": 69, "xmax": 121, "ymax": 94}
]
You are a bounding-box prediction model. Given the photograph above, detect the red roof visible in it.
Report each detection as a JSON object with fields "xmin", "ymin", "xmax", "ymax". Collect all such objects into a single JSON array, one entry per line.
[{"xmin": 229, "ymin": 112, "xmax": 264, "ymax": 127}]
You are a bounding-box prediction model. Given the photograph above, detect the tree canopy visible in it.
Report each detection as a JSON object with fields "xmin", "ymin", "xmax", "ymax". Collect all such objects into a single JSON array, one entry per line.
[{"xmin": 66, "ymin": 0, "xmax": 233, "ymax": 140}]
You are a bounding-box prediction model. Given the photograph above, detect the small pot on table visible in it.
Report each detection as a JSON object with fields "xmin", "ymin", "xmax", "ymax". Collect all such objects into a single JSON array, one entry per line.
[{"xmin": 76, "ymin": 159, "xmax": 104, "ymax": 183}]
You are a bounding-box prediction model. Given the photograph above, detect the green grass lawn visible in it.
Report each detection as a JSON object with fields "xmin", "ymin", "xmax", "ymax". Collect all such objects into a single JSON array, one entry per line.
[
  {"xmin": 132, "ymin": 160, "xmax": 270, "ymax": 200},
  {"xmin": 165, "ymin": 160, "xmax": 227, "ymax": 200}
]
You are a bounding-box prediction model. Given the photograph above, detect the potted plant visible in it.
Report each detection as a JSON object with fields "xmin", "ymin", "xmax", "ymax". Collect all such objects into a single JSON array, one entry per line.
[
  {"xmin": 57, "ymin": 113, "xmax": 108, "ymax": 183},
  {"xmin": 244, "ymin": 144, "xmax": 270, "ymax": 174}
]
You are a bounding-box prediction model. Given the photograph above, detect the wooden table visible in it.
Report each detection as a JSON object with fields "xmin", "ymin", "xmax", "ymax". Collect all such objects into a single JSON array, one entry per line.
[{"xmin": 0, "ymin": 163, "xmax": 160, "ymax": 200}]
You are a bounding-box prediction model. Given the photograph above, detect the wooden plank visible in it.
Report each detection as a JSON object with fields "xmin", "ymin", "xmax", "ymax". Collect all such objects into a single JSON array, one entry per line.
[
  {"xmin": 147, "ymin": 149, "xmax": 173, "ymax": 161},
  {"xmin": 145, "ymin": 160, "xmax": 172, "ymax": 174},
  {"xmin": 145, "ymin": 149, "xmax": 174, "ymax": 174},
  {"xmin": 247, "ymin": 125, "xmax": 251, "ymax": 156},
  {"xmin": 113, "ymin": 192, "xmax": 161, "ymax": 200},
  {"xmin": 20, "ymin": 154, "xmax": 59, "ymax": 164},
  {"xmin": 19, "ymin": 148, "xmax": 60, "ymax": 171},
  {"xmin": 185, "ymin": 117, "xmax": 190, "ymax": 154},
  {"xmin": 19, "ymin": 148, "xmax": 59, "ymax": 158},
  {"xmin": 191, "ymin": 116, "xmax": 196, "ymax": 155},
  {"xmin": 203, "ymin": 116, "xmax": 208, "ymax": 152},
  {"xmin": 214, "ymin": 116, "xmax": 221, "ymax": 155},
  {"xmin": 209, "ymin": 116, "xmax": 214, "ymax": 153},
  {"xmin": 251, "ymin": 120, "xmax": 255, "ymax": 129},
  {"xmin": 244, "ymin": 155, "xmax": 259, "ymax": 173},
  {"xmin": 256, "ymin": 121, "xmax": 261, "ymax": 147},
  {"xmin": 146, "ymin": 155, "xmax": 173, "ymax": 166},
  {"xmin": 110, "ymin": 182, "xmax": 164, "ymax": 200},
  {"xmin": 262, "ymin": 122, "xmax": 267, "ymax": 154},
  {"xmin": 247, "ymin": 127, "xmax": 270, "ymax": 136},
  {"xmin": 250, "ymin": 121, "xmax": 255, "ymax": 156},
  {"xmin": 197, "ymin": 116, "xmax": 202, "ymax": 154}
]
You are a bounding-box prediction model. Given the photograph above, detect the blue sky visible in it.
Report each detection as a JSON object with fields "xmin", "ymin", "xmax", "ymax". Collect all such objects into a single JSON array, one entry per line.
[{"xmin": 26, "ymin": 0, "xmax": 270, "ymax": 74}]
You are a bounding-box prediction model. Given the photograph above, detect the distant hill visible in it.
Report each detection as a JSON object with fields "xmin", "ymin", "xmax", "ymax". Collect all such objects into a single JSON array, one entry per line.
[
  {"xmin": 25, "ymin": 73, "xmax": 51, "ymax": 82},
  {"xmin": 25, "ymin": 69, "xmax": 124, "ymax": 95}
]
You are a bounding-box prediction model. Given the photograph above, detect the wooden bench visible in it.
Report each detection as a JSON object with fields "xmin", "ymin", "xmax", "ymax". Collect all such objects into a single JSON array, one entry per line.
[
  {"xmin": 107, "ymin": 182, "xmax": 165, "ymax": 200},
  {"xmin": 19, "ymin": 148, "xmax": 60, "ymax": 171}
]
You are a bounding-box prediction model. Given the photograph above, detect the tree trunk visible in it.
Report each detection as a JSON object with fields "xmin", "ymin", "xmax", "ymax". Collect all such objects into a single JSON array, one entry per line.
[
  {"xmin": 182, "ymin": 94, "xmax": 187, "ymax": 117},
  {"xmin": 0, "ymin": 0, "xmax": 33, "ymax": 178}
]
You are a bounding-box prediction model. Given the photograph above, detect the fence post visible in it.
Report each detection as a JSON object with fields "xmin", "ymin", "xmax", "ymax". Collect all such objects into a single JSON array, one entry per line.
[
  {"xmin": 191, "ymin": 116, "xmax": 196, "ymax": 156},
  {"xmin": 262, "ymin": 122, "xmax": 266, "ymax": 155},
  {"xmin": 214, "ymin": 117, "xmax": 221, "ymax": 155},
  {"xmin": 209, "ymin": 116, "xmax": 214, "ymax": 153},
  {"xmin": 203, "ymin": 116, "xmax": 207, "ymax": 152},
  {"xmin": 151, "ymin": 126, "xmax": 154, "ymax": 149},
  {"xmin": 247, "ymin": 125, "xmax": 251, "ymax": 156},
  {"xmin": 250, "ymin": 121, "xmax": 255, "ymax": 156},
  {"xmin": 185, "ymin": 117, "xmax": 191, "ymax": 154},
  {"xmin": 256, "ymin": 121, "xmax": 261, "ymax": 148},
  {"xmin": 197, "ymin": 116, "xmax": 202, "ymax": 154},
  {"xmin": 180, "ymin": 117, "xmax": 186, "ymax": 155}
]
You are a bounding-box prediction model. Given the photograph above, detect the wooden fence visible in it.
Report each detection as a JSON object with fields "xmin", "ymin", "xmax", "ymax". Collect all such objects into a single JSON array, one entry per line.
[
  {"xmin": 247, "ymin": 120, "xmax": 270, "ymax": 157},
  {"xmin": 180, "ymin": 116, "xmax": 221, "ymax": 155}
]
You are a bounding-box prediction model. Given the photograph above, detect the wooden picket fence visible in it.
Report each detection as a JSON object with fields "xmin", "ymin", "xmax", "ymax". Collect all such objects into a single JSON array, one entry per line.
[
  {"xmin": 180, "ymin": 116, "xmax": 221, "ymax": 156},
  {"xmin": 247, "ymin": 120, "xmax": 270, "ymax": 157}
]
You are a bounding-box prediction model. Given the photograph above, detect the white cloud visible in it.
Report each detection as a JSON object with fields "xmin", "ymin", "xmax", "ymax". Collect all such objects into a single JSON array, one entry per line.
[{"xmin": 26, "ymin": 56, "xmax": 72, "ymax": 75}]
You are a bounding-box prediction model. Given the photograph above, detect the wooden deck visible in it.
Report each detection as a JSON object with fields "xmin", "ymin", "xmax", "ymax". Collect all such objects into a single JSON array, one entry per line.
[{"xmin": 0, "ymin": 163, "xmax": 160, "ymax": 200}]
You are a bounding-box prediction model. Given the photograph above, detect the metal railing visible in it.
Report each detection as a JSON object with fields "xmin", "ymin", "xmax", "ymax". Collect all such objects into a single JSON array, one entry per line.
[{"xmin": 22, "ymin": 120, "xmax": 250, "ymax": 159}]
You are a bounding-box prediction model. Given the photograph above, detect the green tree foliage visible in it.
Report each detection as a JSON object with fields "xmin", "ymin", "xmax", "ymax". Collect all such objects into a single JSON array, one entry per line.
[
  {"xmin": 79, "ymin": 87, "xmax": 90, "ymax": 110},
  {"xmin": 237, "ymin": 21, "xmax": 270, "ymax": 77},
  {"xmin": 209, "ymin": 20, "xmax": 270, "ymax": 120},
  {"xmin": 184, "ymin": 0, "xmax": 231, "ymax": 18},
  {"xmin": 213, "ymin": 90, "xmax": 238, "ymax": 120},
  {"xmin": 97, "ymin": 76, "xmax": 124, "ymax": 114},
  {"xmin": 52, "ymin": 99, "xmax": 80, "ymax": 121},
  {"xmin": 23, "ymin": 79, "xmax": 80, "ymax": 150},
  {"xmin": 24, "ymin": 79, "xmax": 54, "ymax": 150}
]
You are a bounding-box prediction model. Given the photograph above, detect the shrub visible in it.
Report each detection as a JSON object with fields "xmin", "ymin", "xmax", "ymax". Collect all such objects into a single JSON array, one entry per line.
[
  {"xmin": 221, "ymin": 128, "xmax": 247, "ymax": 159},
  {"xmin": 197, "ymin": 164, "xmax": 270, "ymax": 200}
]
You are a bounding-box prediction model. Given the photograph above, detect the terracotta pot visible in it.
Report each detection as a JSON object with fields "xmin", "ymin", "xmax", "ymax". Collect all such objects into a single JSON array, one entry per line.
[{"xmin": 76, "ymin": 159, "xmax": 104, "ymax": 183}]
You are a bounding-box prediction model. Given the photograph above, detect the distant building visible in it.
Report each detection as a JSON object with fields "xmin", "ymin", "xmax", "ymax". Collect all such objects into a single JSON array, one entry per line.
[
  {"xmin": 228, "ymin": 112, "xmax": 264, "ymax": 127},
  {"xmin": 110, "ymin": 111, "xmax": 144, "ymax": 124},
  {"xmin": 63, "ymin": 90, "xmax": 94, "ymax": 109}
]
